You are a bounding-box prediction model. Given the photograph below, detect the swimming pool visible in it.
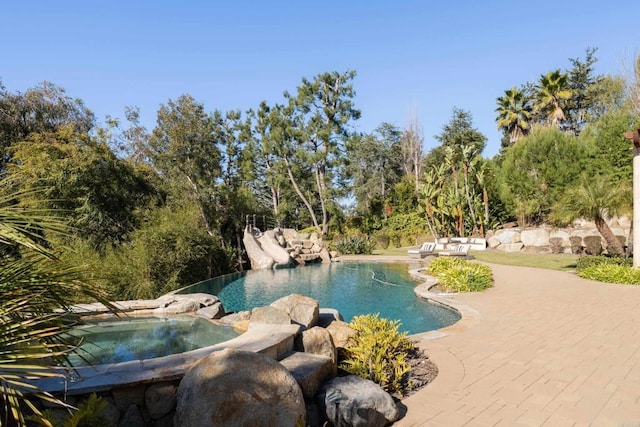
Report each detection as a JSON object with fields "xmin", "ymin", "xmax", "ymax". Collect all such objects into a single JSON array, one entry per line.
[{"xmin": 179, "ymin": 262, "xmax": 460, "ymax": 334}]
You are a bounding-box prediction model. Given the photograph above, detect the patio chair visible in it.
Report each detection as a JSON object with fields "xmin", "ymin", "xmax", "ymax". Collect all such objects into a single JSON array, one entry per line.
[
  {"xmin": 437, "ymin": 243, "xmax": 471, "ymax": 257},
  {"xmin": 407, "ymin": 242, "xmax": 436, "ymax": 259}
]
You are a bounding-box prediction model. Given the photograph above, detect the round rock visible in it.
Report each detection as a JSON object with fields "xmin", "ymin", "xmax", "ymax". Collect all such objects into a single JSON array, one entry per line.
[{"xmin": 174, "ymin": 348, "xmax": 305, "ymax": 427}]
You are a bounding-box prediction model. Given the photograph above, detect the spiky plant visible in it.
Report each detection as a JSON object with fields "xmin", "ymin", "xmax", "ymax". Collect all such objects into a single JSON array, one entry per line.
[{"xmin": 0, "ymin": 187, "xmax": 111, "ymax": 426}]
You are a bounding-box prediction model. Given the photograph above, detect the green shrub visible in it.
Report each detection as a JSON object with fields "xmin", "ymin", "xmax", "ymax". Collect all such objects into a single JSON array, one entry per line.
[
  {"xmin": 340, "ymin": 313, "xmax": 417, "ymax": 395},
  {"xmin": 427, "ymin": 258, "xmax": 493, "ymax": 292},
  {"xmin": 40, "ymin": 393, "xmax": 109, "ymax": 427},
  {"xmin": 331, "ymin": 234, "xmax": 374, "ymax": 255},
  {"xmin": 578, "ymin": 263, "xmax": 640, "ymax": 285},
  {"xmin": 576, "ymin": 255, "xmax": 632, "ymax": 270},
  {"xmin": 375, "ymin": 233, "xmax": 390, "ymax": 249}
]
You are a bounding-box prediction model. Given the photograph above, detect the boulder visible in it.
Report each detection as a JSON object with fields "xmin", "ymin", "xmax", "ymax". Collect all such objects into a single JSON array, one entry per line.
[
  {"xmin": 549, "ymin": 229, "xmax": 571, "ymax": 247},
  {"xmin": 487, "ymin": 236, "xmax": 501, "ymax": 249},
  {"xmin": 271, "ymin": 294, "xmax": 319, "ymax": 329},
  {"xmin": 250, "ymin": 306, "xmax": 292, "ymax": 325},
  {"xmin": 318, "ymin": 376, "xmax": 398, "ymax": 427},
  {"xmin": 155, "ymin": 293, "xmax": 219, "ymax": 315},
  {"xmin": 118, "ymin": 404, "xmax": 146, "ymax": 427},
  {"xmin": 97, "ymin": 396, "xmax": 121, "ymax": 426},
  {"xmin": 494, "ymin": 229, "xmax": 521, "ymax": 244},
  {"xmin": 520, "ymin": 228, "xmax": 550, "ymax": 247},
  {"xmin": 145, "ymin": 382, "xmax": 178, "ymax": 420},
  {"xmin": 112, "ymin": 385, "xmax": 145, "ymax": 412},
  {"xmin": 325, "ymin": 320, "xmax": 356, "ymax": 349},
  {"xmin": 280, "ymin": 352, "xmax": 335, "ymax": 400},
  {"xmin": 174, "ymin": 348, "xmax": 305, "ymax": 427},
  {"xmin": 296, "ymin": 327, "xmax": 337, "ymax": 375},
  {"xmin": 218, "ymin": 311, "xmax": 251, "ymax": 325},
  {"xmin": 496, "ymin": 242, "xmax": 524, "ymax": 253},
  {"xmin": 196, "ymin": 301, "xmax": 225, "ymax": 319}
]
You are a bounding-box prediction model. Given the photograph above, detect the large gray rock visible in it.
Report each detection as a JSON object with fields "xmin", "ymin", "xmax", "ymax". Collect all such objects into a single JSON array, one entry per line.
[
  {"xmin": 494, "ymin": 229, "xmax": 521, "ymax": 244},
  {"xmin": 250, "ymin": 306, "xmax": 292, "ymax": 325},
  {"xmin": 145, "ymin": 381, "xmax": 178, "ymax": 420},
  {"xmin": 487, "ymin": 236, "xmax": 501, "ymax": 248},
  {"xmin": 325, "ymin": 320, "xmax": 356, "ymax": 350},
  {"xmin": 496, "ymin": 242, "xmax": 524, "ymax": 252},
  {"xmin": 280, "ymin": 352, "xmax": 335, "ymax": 400},
  {"xmin": 297, "ymin": 327, "xmax": 337, "ymax": 375},
  {"xmin": 520, "ymin": 228, "xmax": 550, "ymax": 247},
  {"xmin": 319, "ymin": 376, "xmax": 399, "ymax": 427},
  {"xmin": 112, "ymin": 384, "xmax": 145, "ymax": 412},
  {"xmin": 271, "ymin": 294, "xmax": 319, "ymax": 329},
  {"xmin": 549, "ymin": 229, "xmax": 571, "ymax": 247},
  {"xmin": 155, "ymin": 293, "xmax": 219, "ymax": 315},
  {"xmin": 196, "ymin": 301, "xmax": 225, "ymax": 319},
  {"xmin": 174, "ymin": 348, "xmax": 305, "ymax": 427},
  {"xmin": 118, "ymin": 404, "xmax": 146, "ymax": 427}
]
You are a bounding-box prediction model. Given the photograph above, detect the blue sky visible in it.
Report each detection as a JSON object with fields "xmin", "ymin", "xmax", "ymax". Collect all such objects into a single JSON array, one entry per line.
[{"xmin": 2, "ymin": 0, "xmax": 638, "ymax": 157}]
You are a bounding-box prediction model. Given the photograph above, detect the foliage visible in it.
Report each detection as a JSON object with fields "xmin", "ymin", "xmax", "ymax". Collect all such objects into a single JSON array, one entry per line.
[
  {"xmin": 576, "ymin": 255, "xmax": 632, "ymax": 270},
  {"xmin": 495, "ymin": 86, "xmax": 533, "ymax": 146},
  {"xmin": 340, "ymin": 313, "xmax": 417, "ymax": 395},
  {"xmin": 427, "ymin": 257, "xmax": 493, "ymax": 292},
  {"xmin": 579, "ymin": 107, "xmax": 638, "ymax": 183},
  {"xmin": 331, "ymin": 234, "xmax": 374, "ymax": 255},
  {"xmin": 7, "ymin": 126, "xmax": 161, "ymax": 251},
  {"xmin": 497, "ymin": 126, "xmax": 591, "ymax": 224},
  {"xmin": 378, "ymin": 213, "xmax": 428, "ymax": 247},
  {"xmin": 40, "ymin": 393, "xmax": 109, "ymax": 427},
  {"xmin": 344, "ymin": 123, "xmax": 404, "ymax": 219},
  {"xmin": 0, "ymin": 185, "xmax": 112, "ymax": 427},
  {"xmin": 0, "ymin": 81, "xmax": 95, "ymax": 171},
  {"xmin": 577, "ymin": 263, "xmax": 640, "ymax": 285},
  {"xmin": 550, "ymin": 174, "xmax": 631, "ymax": 256},
  {"xmin": 63, "ymin": 203, "xmax": 235, "ymax": 300}
]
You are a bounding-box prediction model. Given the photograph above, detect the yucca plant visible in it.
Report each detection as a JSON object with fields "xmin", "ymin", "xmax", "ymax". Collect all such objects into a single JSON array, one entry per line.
[{"xmin": 0, "ymin": 186, "xmax": 111, "ymax": 426}]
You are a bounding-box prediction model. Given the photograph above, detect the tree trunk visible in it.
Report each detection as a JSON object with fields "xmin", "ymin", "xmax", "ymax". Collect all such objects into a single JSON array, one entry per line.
[
  {"xmin": 595, "ymin": 217, "xmax": 624, "ymax": 256},
  {"xmin": 283, "ymin": 157, "xmax": 321, "ymax": 233}
]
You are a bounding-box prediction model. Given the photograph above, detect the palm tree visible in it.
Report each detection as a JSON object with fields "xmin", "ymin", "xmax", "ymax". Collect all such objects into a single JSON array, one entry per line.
[
  {"xmin": 551, "ymin": 175, "xmax": 631, "ymax": 256},
  {"xmin": 0, "ymin": 188, "xmax": 111, "ymax": 426},
  {"xmin": 534, "ymin": 70, "xmax": 572, "ymax": 128},
  {"xmin": 495, "ymin": 86, "xmax": 532, "ymax": 144}
]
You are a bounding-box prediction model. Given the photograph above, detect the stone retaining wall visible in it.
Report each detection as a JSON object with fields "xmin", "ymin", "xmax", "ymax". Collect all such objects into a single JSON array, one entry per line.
[{"xmin": 486, "ymin": 217, "xmax": 631, "ymax": 255}]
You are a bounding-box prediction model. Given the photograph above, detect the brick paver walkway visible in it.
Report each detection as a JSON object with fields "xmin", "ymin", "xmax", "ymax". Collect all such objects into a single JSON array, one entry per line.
[{"xmin": 398, "ymin": 263, "xmax": 640, "ymax": 426}]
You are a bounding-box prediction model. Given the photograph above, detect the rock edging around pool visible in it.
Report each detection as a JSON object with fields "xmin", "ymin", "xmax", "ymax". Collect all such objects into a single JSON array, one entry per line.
[{"xmin": 408, "ymin": 267, "xmax": 481, "ymax": 341}]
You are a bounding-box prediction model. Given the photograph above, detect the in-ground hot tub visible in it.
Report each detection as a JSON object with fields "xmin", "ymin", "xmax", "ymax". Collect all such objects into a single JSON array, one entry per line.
[{"xmin": 67, "ymin": 315, "xmax": 240, "ymax": 366}]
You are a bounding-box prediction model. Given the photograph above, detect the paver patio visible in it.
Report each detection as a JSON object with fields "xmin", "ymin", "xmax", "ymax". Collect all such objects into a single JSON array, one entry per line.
[{"xmin": 398, "ymin": 263, "xmax": 640, "ymax": 426}]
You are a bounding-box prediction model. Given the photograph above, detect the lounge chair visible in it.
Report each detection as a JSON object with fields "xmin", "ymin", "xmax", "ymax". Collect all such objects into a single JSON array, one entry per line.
[
  {"xmin": 437, "ymin": 244, "xmax": 471, "ymax": 257},
  {"xmin": 407, "ymin": 242, "xmax": 436, "ymax": 259}
]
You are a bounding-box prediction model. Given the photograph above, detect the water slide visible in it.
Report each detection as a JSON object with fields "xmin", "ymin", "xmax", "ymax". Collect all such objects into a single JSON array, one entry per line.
[{"xmin": 243, "ymin": 228, "xmax": 293, "ymax": 269}]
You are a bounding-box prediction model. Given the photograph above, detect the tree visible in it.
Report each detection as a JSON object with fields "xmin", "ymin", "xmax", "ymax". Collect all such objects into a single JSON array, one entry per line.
[
  {"xmin": 551, "ymin": 174, "xmax": 631, "ymax": 256},
  {"xmin": 284, "ymin": 70, "xmax": 361, "ymax": 235},
  {"xmin": 148, "ymin": 95, "xmax": 221, "ymax": 237},
  {"xmin": 0, "ymin": 81, "xmax": 95, "ymax": 172},
  {"xmin": 6, "ymin": 126, "xmax": 160, "ymax": 251},
  {"xmin": 496, "ymin": 127, "xmax": 591, "ymax": 224},
  {"xmin": 344, "ymin": 123, "xmax": 403, "ymax": 218},
  {"xmin": 495, "ymin": 86, "xmax": 533, "ymax": 146},
  {"xmin": 400, "ymin": 110, "xmax": 424, "ymax": 194},
  {"xmin": 534, "ymin": 70, "xmax": 572, "ymax": 128}
]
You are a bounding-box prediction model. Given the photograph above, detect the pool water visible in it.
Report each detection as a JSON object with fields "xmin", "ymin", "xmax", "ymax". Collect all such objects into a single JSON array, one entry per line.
[
  {"xmin": 68, "ymin": 315, "xmax": 239, "ymax": 365},
  {"xmin": 180, "ymin": 262, "xmax": 460, "ymax": 334}
]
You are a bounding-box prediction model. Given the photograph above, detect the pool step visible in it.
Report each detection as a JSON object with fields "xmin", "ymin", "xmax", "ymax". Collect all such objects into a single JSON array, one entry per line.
[{"xmin": 279, "ymin": 351, "xmax": 334, "ymax": 400}]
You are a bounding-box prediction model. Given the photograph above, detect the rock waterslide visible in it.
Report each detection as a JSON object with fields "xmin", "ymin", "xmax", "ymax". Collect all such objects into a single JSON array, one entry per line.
[{"xmin": 243, "ymin": 227, "xmax": 332, "ymax": 269}]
